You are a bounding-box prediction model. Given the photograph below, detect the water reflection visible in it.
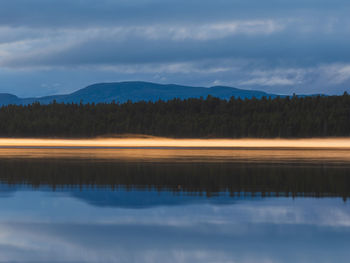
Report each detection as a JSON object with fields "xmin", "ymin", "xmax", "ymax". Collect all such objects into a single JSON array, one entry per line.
[
  {"xmin": 2, "ymin": 147, "xmax": 350, "ymax": 164},
  {"xmin": 0, "ymin": 189, "xmax": 349, "ymax": 263},
  {"xmin": 0, "ymin": 150, "xmax": 349, "ymax": 262},
  {"xmin": 1, "ymin": 158, "xmax": 350, "ymax": 199}
]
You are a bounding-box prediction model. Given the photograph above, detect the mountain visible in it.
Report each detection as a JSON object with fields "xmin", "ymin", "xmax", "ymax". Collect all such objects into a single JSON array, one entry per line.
[
  {"xmin": 0, "ymin": 93, "xmax": 21, "ymax": 105},
  {"xmin": 0, "ymin": 81, "xmax": 279, "ymax": 106}
]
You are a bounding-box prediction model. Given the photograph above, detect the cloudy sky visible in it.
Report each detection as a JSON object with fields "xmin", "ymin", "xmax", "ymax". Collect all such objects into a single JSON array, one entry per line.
[{"xmin": 1, "ymin": 0, "xmax": 350, "ymax": 97}]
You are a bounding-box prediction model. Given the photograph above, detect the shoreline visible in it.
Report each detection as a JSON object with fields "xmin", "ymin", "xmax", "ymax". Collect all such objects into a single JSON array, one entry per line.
[{"xmin": 1, "ymin": 137, "xmax": 350, "ymax": 148}]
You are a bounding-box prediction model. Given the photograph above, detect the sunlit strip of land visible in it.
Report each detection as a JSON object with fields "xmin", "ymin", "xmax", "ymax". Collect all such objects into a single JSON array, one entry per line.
[
  {"xmin": 0, "ymin": 137, "xmax": 350, "ymax": 148},
  {"xmin": 1, "ymin": 137, "xmax": 350, "ymax": 162}
]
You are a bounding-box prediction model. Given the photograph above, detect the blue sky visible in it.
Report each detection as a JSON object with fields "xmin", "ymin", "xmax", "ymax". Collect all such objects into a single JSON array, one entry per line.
[{"xmin": 1, "ymin": 0, "xmax": 350, "ymax": 96}]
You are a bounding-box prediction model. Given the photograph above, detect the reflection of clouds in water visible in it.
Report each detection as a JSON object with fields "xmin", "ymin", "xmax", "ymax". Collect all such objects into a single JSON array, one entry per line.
[
  {"xmin": 235, "ymin": 201, "xmax": 350, "ymax": 227},
  {"xmin": 0, "ymin": 192, "xmax": 349, "ymax": 262},
  {"xmin": 0, "ymin": 220, "xmax": 349, "ymax": 263},
  {"xmin": 0, "ymin": 192, "xmax": 350, "ymax": 227}
]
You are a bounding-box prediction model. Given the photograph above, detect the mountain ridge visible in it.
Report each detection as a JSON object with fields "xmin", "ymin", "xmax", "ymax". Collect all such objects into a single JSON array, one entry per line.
[{"xmin": 0, "ymin": 81, "xmax": 279, "ymax": 106}]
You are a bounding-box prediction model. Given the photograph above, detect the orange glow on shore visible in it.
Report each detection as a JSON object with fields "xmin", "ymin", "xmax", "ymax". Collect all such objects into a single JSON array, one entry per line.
[
  {"xmin": 0, "ymin": 137, "xmax": 350, "ymax": 148},
  {"xmin": 0, "ymin": 138, "xmax": 350, "ymax": 163}
]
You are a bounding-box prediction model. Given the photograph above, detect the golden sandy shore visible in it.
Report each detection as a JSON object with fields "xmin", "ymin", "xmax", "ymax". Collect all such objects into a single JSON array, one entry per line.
[
  {"xmin": 0, "ymin": 138, "xmax": 350, "ymax": 162},
  {"xmin": 0, "ymin": 137, "xmax": 350, "ymax": 148}
]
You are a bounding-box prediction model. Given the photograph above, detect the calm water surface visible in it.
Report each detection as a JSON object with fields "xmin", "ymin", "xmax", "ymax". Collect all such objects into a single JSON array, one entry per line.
[{"xmin": 0, "ymin": 148, "xmax": 350, "ymax": 263}]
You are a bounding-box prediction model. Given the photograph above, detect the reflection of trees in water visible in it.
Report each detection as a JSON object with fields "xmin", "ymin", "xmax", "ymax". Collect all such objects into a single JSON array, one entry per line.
[{"xmin": 0, "ymin": 159, "xmax": 350, "ymax": 200}]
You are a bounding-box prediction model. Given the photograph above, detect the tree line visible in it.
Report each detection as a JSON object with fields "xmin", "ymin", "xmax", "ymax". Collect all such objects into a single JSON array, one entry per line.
[{"xmin": 1, "ymin": 93, "xmax": 350, "ymax": 138}]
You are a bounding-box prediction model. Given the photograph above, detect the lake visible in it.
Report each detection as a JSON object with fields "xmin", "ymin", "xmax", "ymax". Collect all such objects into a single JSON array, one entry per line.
[{"xmin": 0, "ymin": 147, "xmax": 350, "ymax": 262}]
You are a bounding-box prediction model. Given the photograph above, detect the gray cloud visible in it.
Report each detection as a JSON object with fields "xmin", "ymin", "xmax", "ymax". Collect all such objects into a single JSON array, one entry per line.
[
  {"xmin": 0, "ymin": 0, "xmax": 347, "ymax": 28},
  {"xmin": 3, "ymin": 19, "xmax": 350, "ymax": 67},
  {"xmin": 0, "ymin": 0, "xmax": 350, "ymax": 95}
]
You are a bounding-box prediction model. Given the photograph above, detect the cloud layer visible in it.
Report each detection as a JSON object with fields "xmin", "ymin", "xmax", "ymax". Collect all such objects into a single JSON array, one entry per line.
[{"xmin": 0, "ymin": 0, "xmax": 350, "ymax": 96}]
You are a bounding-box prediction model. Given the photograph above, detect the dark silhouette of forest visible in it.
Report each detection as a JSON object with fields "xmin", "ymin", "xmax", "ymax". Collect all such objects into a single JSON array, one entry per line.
[
  {"xmin": 1, "ymin": 93, "xmax": 350, "ymax": 138},
  {"xmin": 0, "ymin": 159, "xmax": 350, "ymax": 200}
]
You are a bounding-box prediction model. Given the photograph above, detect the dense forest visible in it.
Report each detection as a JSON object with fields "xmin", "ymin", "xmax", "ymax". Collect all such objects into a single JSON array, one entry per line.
[{"xmin": 1, "ymin": 93, "xmax": 350, "ymax": 138}]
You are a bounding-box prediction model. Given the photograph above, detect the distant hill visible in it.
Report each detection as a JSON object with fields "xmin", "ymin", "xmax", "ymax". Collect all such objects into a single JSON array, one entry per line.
[
  {"xmin": 0, "ymin": 81, "xmax": 279, "ymax": 106},
  {"xmin": 0, "ymin": 93, "xmax": 21, "ymax": 105}
]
